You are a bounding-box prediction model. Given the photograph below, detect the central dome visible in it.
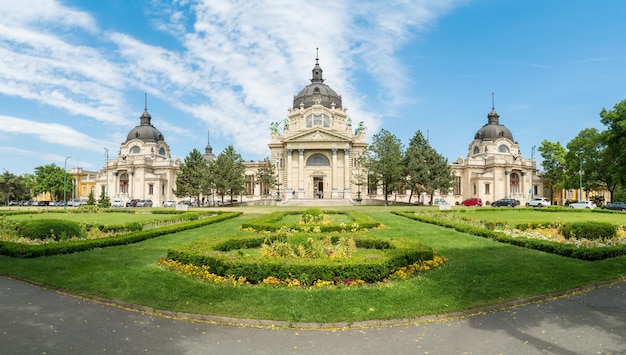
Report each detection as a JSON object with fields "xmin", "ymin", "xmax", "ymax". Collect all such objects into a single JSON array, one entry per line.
[
  {"xmin": 293, "ymin": 56, "xmax": 342, "ymax": 109},
  {"xmin": 125, "ymin": 110, "xmax": 165, "ymax": 143},
  {"xmin": 474, "ymin": 107, "xmax": 514, "ymax": 141}
]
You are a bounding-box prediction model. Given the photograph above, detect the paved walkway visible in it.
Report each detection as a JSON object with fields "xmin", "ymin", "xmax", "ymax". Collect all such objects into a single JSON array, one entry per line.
[{"xmin": 1, "ymin": 276, "xmax": 624, "ymax": 354}]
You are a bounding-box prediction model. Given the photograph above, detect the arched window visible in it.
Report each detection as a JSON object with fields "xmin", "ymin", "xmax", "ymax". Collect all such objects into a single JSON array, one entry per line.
[
  {"xmin": 510, "ymin": 172, "xmax": 520, "ymax": 194},
  {"xmin": 158, "ymin": 147, "xmax": 165, "ymax": 155},
  {"xmin": 473, "ymin": 146, "xmax": 480, "ymax": 155},
  {"xmin": 130, "ymin": 146, "xmax": 141, "ymax": 154},
  {"xmin": 306, "ymin": 153, "xmax": 330, "ymax": 166},
  {"xmin": 119, "ymin": 173, "xmax": 129, "ymax": 194},
  {"xmin": 498, "ymin": 145, "xmax": 510, "ymax": 153}
]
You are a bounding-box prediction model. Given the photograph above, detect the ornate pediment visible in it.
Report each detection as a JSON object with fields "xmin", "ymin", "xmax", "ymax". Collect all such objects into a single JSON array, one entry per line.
[{"xmin": 283, "ymin": 129, "xmax": 350, "ymax": 143}]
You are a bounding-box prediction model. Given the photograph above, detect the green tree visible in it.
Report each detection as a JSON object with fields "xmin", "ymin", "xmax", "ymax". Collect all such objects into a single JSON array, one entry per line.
[
  {"xmin": 209, "ymin": 146, "xmax": 245, "ymax": 205},
  {"xmin": 404, "ymin": 130, "xmax": 453, "ymax": 204},
  {"xmin": 0, "ymin": 171, "xmax": 28, "ymax": 205},
  {"xmin": 538, "ymin": 140, "xmax": 567, "ymax": 204},
  {"xmin": 97, "ymin": 189, "xmax": 111, "ymax": 208},
  {"xmin": 599, "ymin": 99, "xmax": 626, "ymax": 201},
  {"xmin": 173, "ymin": 149, "xmax": 211, "ymax": 204},
  {"xmin": 256, "ymin": 157, "xmax": 276, "ymax": 200},
  {"xmin": 365, "ymin": 129, "xmax": 404, "ymax": 205},
  {"xmin": 565, "ymin": 128, "xmax": 615, "ymax": 201},
  {"xmin": 33, "ymin": 164, "xmax": 71, "ymax": 201},
  {"xmin": 87, "ymin": 189, "xmax": 96, "ymax": 205}
]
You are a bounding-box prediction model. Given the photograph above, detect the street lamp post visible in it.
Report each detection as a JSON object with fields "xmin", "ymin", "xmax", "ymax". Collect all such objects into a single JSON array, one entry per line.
[
  {"xmin": 530, "ymin": 145, "xmax": 535, "ymax": 200},
  {"xmin": 63, "ymin": 155, "xmax": 71, "ymax": 209},
  {"xmin": 356, "ymin": 153, "xmax": 362, "ymax": 202},
  {"xmin": 579, "ymin": 157, "xmax": 583, "ymax": 201}
]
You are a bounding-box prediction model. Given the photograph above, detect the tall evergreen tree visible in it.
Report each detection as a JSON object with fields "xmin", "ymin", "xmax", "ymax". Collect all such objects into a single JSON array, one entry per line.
[
  {"xmin": 209, "ymin": 146, "xmax": 245, "ymax": 204},
  {"xmin": 365, "ymin": 129, "xmax": 404, "ymax": 205},
  {"xmin": 173, "ymin": 149, "xmax": 211, "ymax": 204},
  {"xmin": 404, "ymin": 130, "xmax": 453, "ymax": 204}
]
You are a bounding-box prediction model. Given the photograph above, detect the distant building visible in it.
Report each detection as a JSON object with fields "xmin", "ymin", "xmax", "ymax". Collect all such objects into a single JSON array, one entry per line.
[
  {"xmin": 95, "ymin": 107, "xmax": 180, "ymax": 206},
  {"xmin": 449, "ymin": 100, "xmax": 544, "ymax": 205}
]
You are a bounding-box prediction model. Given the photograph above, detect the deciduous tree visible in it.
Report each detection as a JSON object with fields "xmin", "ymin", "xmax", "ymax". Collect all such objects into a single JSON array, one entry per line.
[{"xmin": 365, "ymin": 129, "xmax": 404, "ymax": 205}]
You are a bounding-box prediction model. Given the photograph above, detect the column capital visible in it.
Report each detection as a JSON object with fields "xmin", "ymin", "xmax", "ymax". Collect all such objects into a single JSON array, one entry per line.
[
  {"xmin": 287, "ymin": 149, "xmax": 293, "ymax": 156},
  {"xmin": 332, "ymin": 148, "xmax": 338, "ymax": 155},
  {"xmin": 299, "ymin": 148, "xmax": 304, "ymax": 156}
]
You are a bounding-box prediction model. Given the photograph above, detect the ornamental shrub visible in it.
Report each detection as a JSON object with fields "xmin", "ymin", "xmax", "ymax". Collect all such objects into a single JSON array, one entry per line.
[
  {"xmin": 18, "ymin": 219, "xmax": 84, "ymax": 241},
  {"xmin": 560, "ymin": 222, "xmax": 617, "ymax": 240}
]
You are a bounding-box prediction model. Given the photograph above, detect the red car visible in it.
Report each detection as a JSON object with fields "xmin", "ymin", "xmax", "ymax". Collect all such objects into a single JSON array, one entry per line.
[{"xmin": 461, "ymin": 198, "xmax": 483, "ymax": 206}]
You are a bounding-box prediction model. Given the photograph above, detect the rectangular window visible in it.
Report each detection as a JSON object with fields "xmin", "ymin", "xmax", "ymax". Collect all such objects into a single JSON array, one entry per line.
[
  {"xmin": 485, "ymin": 183, "xmax": 490, "ymax": 195},
  {"xmin": 473, "ymin": 184, "xmax": 477, "ymax": 195},
  {"xmin": 148, "ymin": 184, "xmax": 154, "ymax": 195},
  {"xmin": 534, "ymin": 185, "xmax": 538, "ymax": 195}
]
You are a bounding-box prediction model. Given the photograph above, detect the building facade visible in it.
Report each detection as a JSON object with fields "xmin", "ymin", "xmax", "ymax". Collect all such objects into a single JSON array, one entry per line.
[
  {"xmin": 267, "ymin": 56, "xmax": 367, "ymax": 201},
  {"xmin": 95, "ymin": 108, "xmax": 180, "ymax": 206},
  {"xmin": 448, "ymin": 103, "xmax": 544, "ymax": 205}
]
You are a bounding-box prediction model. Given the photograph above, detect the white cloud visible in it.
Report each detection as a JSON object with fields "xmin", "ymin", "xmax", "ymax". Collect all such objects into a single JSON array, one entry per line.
[{"xmin": 0, "ymin": 115, "xmax": 110, "ymax": 152}]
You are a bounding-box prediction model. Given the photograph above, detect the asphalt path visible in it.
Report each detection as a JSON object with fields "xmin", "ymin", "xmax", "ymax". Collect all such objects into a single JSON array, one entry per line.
[{"xmin": 1, "ymin": 276, "xmax": 624, "ymax": 355}]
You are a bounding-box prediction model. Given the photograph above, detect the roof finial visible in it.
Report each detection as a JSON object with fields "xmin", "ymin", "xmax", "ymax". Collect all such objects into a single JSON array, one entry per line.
[
  {"xmin": 207, "ymin": 130, "xmax": 210, "ymax": 144},
  {"xmin": 491, "ymin": 92, "xmax": 495, "ymax": 110},
  {"xmin": 144, "ymin": 93, "xmax": 148, "ymax": 112},
  {"xmin": 316, "ymin": 47, "xmax": 319, "ymax": 65}
]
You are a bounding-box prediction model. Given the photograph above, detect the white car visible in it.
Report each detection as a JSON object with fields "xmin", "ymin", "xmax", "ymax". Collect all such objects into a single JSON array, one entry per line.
[
  {"xmin": 163, "ymin": 200, "xmax": 176, "ymax": 207},
  {"xmin": 526, "ymin": 197, "xmax": 551, "ymax": 207},
  {"xmin": 569, "ymin": 200, "xmax": 597, "ymax": 209},
  {"xmin": 111, "ymin": 199, "xmax": 124, "ymax": 207}
]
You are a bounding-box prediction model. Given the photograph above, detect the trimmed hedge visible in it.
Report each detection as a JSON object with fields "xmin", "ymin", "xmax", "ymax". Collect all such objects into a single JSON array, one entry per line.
[
  {"xmin": 240, "ymin": 210, "xmax": 381, "ymax": 232},
  {"xmin": 18, "ymin": 219, "xmax": 84, "ymax": 241},
  {"xmin": 167, "ymin": 234, "xmax": 432, "ymax": 283},
  {"xmin": 0, "ymin": 212, "xmax": 242, "ymax": 258},
  {"xmin": 393, "ymin": 211, "xmax": 626, "ymax": 261},
  {"xmin": 560, "ymin": 222, "xmax": 617, "ymax": 240}
]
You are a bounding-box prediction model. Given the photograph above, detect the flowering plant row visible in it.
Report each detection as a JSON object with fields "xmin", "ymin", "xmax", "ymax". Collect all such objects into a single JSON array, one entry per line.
[
  {"xmin": 393, "ymin": 211, "xmax": 626, "ymax": 260},
  {"xmin": 157, "ymin": 249, "xmax": 447, "ymax": 289}
]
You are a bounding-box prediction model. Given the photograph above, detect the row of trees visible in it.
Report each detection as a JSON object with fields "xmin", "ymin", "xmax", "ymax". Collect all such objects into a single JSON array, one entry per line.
[
  {"xmin": 0, "ymin": 165, "xmax": 75, "ymax": 205},
  {"xmin": 173, "ymin": 146, "xmax": 248, "ymax": 205},
  {"xmin": 365, "ymin": 129, "xmax": 453, "ymax": 205},
  {"xmin": 538, "ymin": 98, "xmax": 626, "ymax": 204}
]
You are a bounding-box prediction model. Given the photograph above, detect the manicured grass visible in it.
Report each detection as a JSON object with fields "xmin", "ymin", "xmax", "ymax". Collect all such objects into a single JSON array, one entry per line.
[
  {"xmin": 0, "ymin": 206, "xmax": 624, "ymax": 324},
  {"xmin": 463, "ymin": 207, "xmax": 626, "ymax": 226},
  {"xmin": 279, "ymin": 213, "xmax": 353, "ymax": 225}
]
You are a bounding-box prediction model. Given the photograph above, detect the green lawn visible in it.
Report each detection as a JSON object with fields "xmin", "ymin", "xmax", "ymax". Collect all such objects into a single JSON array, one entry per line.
[{"xmin": 0, "ymin": 206, "xmax": 624, "ymax": 324}]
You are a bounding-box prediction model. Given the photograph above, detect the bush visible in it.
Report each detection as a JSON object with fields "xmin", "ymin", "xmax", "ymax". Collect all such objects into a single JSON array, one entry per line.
[
  {"xmin": 560, "ymin": 222, "xmax": 617, "ymax": 240},
  {"xmin": 18, "ymin": 219, "xmax": 84, "ymax": 241}
]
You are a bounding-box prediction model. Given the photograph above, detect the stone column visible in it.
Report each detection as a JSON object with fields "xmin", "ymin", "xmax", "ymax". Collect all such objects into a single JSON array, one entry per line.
[
  {"xmin": 344, "ymin": 148, "xmax": 350, "ymax": 199},
  {"xmin": 331, "ymin": 148, "xmax": 338, "ymax": 198},
  {"xmin": 298, "ymin": 149, "xmax": 305, "ymax": 198},
  {"xmin": 286, "ymin": 149, "xmax": 293, "ymax": 197}
]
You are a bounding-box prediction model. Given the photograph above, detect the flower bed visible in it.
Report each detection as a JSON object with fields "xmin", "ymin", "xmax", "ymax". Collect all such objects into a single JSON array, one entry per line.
[
  {"xmin": 165, "ymin": 228, "xmax": 434, "ymax": 284},
  {"xmin": 393, "ymin": 211, "xmax": 626, "ymax": 260}
]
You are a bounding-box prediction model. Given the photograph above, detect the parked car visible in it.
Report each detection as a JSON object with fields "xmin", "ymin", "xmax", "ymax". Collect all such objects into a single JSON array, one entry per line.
[
  {"xmin": 492, "ymin": 198, "xmax": 519, "ymax": 207},
  {"xmin": 136, "ymin": 199, "xmax": 153, "ymax": 207},
  {"xmin": 8, "ymin": 200, "xmax": 19, "ymax": 206},
  {"xmin": 163, "ymin": 200, "xmax": 176, "ymax": 207},
  {"xmin": 461, "ymin": 198, "xmax": 483, "ymax": 206},
  {"xmin": 569, "ymin": 200, "xmax": 597, "ymax": 209},
  {"xmin": 526, "ymin": 197, "xmax": 551, "ymax": 207},
  {"xmin": 601, "ymin": 201, "xmax": 626, "ymax": 211},
  {"xmin": 111, "ymin": 199, "xmax": 124, "ymax": 207},
  {"xmin": 126, "ymin": 199, "xmax": 140, "ymax": 207}
]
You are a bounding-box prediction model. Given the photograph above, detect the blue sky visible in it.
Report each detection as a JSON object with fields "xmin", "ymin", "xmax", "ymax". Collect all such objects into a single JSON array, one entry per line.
[{"xmin": 1, "ymin": 0, "xmax": 625, "ymax": 175}]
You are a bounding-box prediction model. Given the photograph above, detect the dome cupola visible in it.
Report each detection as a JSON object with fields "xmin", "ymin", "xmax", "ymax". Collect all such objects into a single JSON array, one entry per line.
[
  {"xmin": 474, "ymin": 94, "xmax": 513, "ymax": 141},
  {"xmin": 125, "ymin": 97, "xmax": 165, "ymax": 143},
  {"xmin": 292, "ymin": 49, "xmax": 342, "ymax": 109}
]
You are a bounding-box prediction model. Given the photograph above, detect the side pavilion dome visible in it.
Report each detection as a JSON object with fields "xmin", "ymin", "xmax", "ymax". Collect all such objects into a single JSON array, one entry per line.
[
  {"xmin": 293, "ymin": 53, "xmax": 342, "ymax": 110},
  {"xmin": 474, "ymin": 104, "xmax": 514, "ymax": 141},
  {"xmin": 125, "ymin": 109, "xmax": 165, "ymax": 143}
]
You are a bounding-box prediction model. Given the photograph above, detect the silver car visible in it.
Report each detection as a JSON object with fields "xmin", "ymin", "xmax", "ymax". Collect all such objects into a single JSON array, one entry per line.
[
  {"xmin": 526, "ymin": 197, "xmax": 551, "ymax": 207},
  {"xmin": 569, "ymin": 200, "xmax": 597, "ymax": 209}
]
